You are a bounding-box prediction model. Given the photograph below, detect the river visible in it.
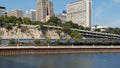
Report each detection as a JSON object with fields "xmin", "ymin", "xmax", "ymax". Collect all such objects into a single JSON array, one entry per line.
[{"xmin": 0, "ymin": 53, "xmax": 120, "ymax": 68}]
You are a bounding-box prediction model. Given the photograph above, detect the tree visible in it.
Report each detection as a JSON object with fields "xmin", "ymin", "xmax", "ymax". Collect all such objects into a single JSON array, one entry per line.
[
  {"xmin": 111, "ymin": 40, "xmax": 117, "ymax": 45},
  {"xmin": 46, "ymin": 38, "xmax": 51, "ymax": 46},
  {"xmin": 17, "ymin": 23, "xmax": 21, "ymax": 28},
  {"xmin": 103, "ymin": 27, "xmax": 120, "ymax": 35},
  {"xmin": 56, "ymin": 39, "xmax": 60, "ymax": 45},
  {"xmin": 34, "ymin": 39, "xmax": 41, "ymax": 45},
  {"xmin": 0, "ymin": 16, "xmax": 6, "ymax": 27},
  {"xmin": 64, "ymin": 21, "xmax": 73, "ymax": 28},
  {"xmin": 3, "ymin": 16, "xmax": 10, "ymax": 23},
  {"xmin": 16, "ymin": 19, "xmax": 21, "ymax": 25},
  {"xmin": 17, "ymin": 17, "xmax": 23, "ymax": 24},
  {"xmin": 74, "ymin": 38, "xmax": 79, "ymax": 44},
  {"xmin": 78, "ymin": 25, "xmax": 85, "ymax": 30},
  {"xmin": 95, "ymin": 29, "xmax": 101, "ymax": 32},
  {"xmin": 35, "ymin": 21, "xmax": 44, "ymax": 27},
  {"xmin": 83, "ymin": 40, "xmax": 87, "ymax": 45},
  {"xmin": 70, "ymin": 31, "xmax": 83, "ymax": 39},
  {"xmin": 6, "ymin": 23, "xmax": 13, "ymax": 31},
  {"xmin": 72, "ymin": 23, "xmax": 79, "ymax": 29},
  {"xmin": 23, "ymin": 17, "xmax": 31, "ymax": 25},
  {"xmin": 46, "ymin": 16, "xmax": 62, "ymax": 26},
  {"xmin": 9, "ymin": 39, "xmax": 15, "ymax": 44},
  {"xmin": 66, "ymin": 38, "xmax": 70, "ymax": 45},
  {"xmin": 9, "ymin": 16, "xmax": 17, "ymax": 24},
  {"xmin": 0, "ymin": 21, "xmax": 4, "ymax": 27},
  {"xmin": 85, "ymin": 27, "xmax": 90, "ymax": 31},
  {"xmin": 62, "ymin": 25, "xmax": 71, "ymax": 35},
  {"xmin": 62, "ymin": 21, "xmax": 73, "ymax": 34}
]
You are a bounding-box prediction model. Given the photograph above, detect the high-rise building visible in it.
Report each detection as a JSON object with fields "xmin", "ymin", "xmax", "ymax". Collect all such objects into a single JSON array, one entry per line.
[
  {"xmin": 36, "ymin": 0, "xmax": 54, "ymax": 22},
  {"xmin": 67, "ymin": 0, "xmax": 92, "ymax": 27},
  {"xmin": 7, "ymin": 10, "xmax": 24, "ymax": 18},
  {"xmin": 0, "ymin": 6, "xmax": 6, "ymax": 16},
  {"xmin": 55, "ymin": 12, "xmax": 67, "ymax": 23},
  {"xmin": 26, "ymin": 9, "xmax": 36, "ymax": 21},
  {"xmin": 47, "ymin": 1, "xmax": 54, "ymax": 16}
]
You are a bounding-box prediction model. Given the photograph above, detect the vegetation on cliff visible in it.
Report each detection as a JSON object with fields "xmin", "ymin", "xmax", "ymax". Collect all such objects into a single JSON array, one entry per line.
[
  {"xmin": 0, "ymin": 16, "xmax": 84, "ymax": 39},
  {"xmin": 0, "ymin": 16, "xmax": 120, "ymax": 37}
]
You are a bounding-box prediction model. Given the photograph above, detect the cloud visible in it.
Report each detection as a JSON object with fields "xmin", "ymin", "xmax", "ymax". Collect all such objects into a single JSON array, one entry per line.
[{"xmin": 112, "ymin": 0, "xmax": 120, "ymax": 3}]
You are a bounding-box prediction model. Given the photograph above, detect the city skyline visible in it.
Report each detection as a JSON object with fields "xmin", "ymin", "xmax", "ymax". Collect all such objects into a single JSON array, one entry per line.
[
  {"xmin": 0, "ymin": 0, "xmax": 120, "ymax": 27},
  {"xmin": 26, "ymin": 9, "xmax": 36, "ymax": 21}
]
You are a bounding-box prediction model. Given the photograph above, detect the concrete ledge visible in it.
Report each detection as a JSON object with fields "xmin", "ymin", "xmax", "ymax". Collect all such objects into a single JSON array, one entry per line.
[
  {"xmin": 0, "ymin": 46, "xmax": 120, "ymax": 56},
  {"xmin": 0, "ymin": 46, "xmax": 120, "ymax": 49}
]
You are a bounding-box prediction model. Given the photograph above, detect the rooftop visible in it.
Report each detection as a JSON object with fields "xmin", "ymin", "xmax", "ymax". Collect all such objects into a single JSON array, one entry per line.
[{"xmin": 0, "ymin": 6, "xmax": 6, "ymax": 9}]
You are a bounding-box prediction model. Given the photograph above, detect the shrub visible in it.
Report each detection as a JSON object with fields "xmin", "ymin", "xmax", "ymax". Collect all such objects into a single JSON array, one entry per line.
[
  {"xmin": 34, "ymin": 39, "xmax": 41, "ymax": 45},
  {"xmin": 9, "ymin": 39, "xmax": 15, "ymax": 44}
]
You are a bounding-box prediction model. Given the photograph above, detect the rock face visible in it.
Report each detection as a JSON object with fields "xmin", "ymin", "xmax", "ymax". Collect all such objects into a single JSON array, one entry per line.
[
  {"xmin": 0, "ymin": 29, "xmax": 4, "ymax": 37},
  {"xmin": 0, "ymin": 26, "xmax": 66, "ymax": 39}
]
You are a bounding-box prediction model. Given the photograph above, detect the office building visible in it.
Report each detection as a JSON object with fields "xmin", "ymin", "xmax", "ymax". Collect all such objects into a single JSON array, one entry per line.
[
  {"xmin": 67, "ymin": 0, "xmax": 92, "ymax": 27},
  {"xmin": 47, "ymin": 1, "xmax": 54, "ymax": 16},
  {"xmin": 36, "ymin": 0, "xmax": 54, "ymax": 22},
  {"xmin": 7, "ymin": 10, "xmax": 24, "ymax": 18},
  {"xmin": 26, "ymin": 9, "xmax": 36, "ymax": 21},
  {"xmin": 55, "ymin": 13, "xmax": 67, "ymax": 23},
  {"xmin": 0, "ymin": 6, "xmax": 6, "ymax": 16}
]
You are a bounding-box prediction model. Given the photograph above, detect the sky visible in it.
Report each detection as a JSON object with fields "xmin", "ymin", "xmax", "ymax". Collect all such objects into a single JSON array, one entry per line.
[{"xmin": 0, "ymin": 0, "xmax": 120, "ymax": 27}]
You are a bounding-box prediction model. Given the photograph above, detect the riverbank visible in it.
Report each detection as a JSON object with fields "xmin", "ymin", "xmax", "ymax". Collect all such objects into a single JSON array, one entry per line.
[{"xmin": 0, "ymin": 46, "xmax": 120, "ymax": 56}]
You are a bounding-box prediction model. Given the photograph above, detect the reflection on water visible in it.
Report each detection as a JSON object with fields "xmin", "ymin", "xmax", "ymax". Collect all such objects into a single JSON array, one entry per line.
[{"xmin": 0, "ymin": 53, "xmax": 120, "ymax": 68}]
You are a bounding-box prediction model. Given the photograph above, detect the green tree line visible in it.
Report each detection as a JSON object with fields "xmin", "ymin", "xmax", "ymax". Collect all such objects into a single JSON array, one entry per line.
[
  {"xmin": 0, "ymin": 16, "xmax": 42, "ymax": 27},
  {"xmin": 103, "ymin": 27, "xmax": 120, "ymax": 35},
  {"xmin": 0, "ymin": 16, "xmax": 119, "ymax": 36}
]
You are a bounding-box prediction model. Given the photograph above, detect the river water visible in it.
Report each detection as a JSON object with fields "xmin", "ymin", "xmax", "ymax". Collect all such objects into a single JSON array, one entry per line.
[{"xmin": 0, "ymin": 53, "xmax": 120, "ymax": 68}]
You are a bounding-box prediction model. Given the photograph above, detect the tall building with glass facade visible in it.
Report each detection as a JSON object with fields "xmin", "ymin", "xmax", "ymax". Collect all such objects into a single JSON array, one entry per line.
[
  {"xmin": 0, "ymin": 6, "xmax": 6, "ymax": 16},
  {"xmin": 67, "ymin": 0, "xmax": 91, "ymax": 27},
  {"xmin": 36, "ymin": 0, "xmax": 54, "ymax": 22},
  {"xmin": 26, "ymin": 9, "xmax": 36, "ymax": 21}
]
